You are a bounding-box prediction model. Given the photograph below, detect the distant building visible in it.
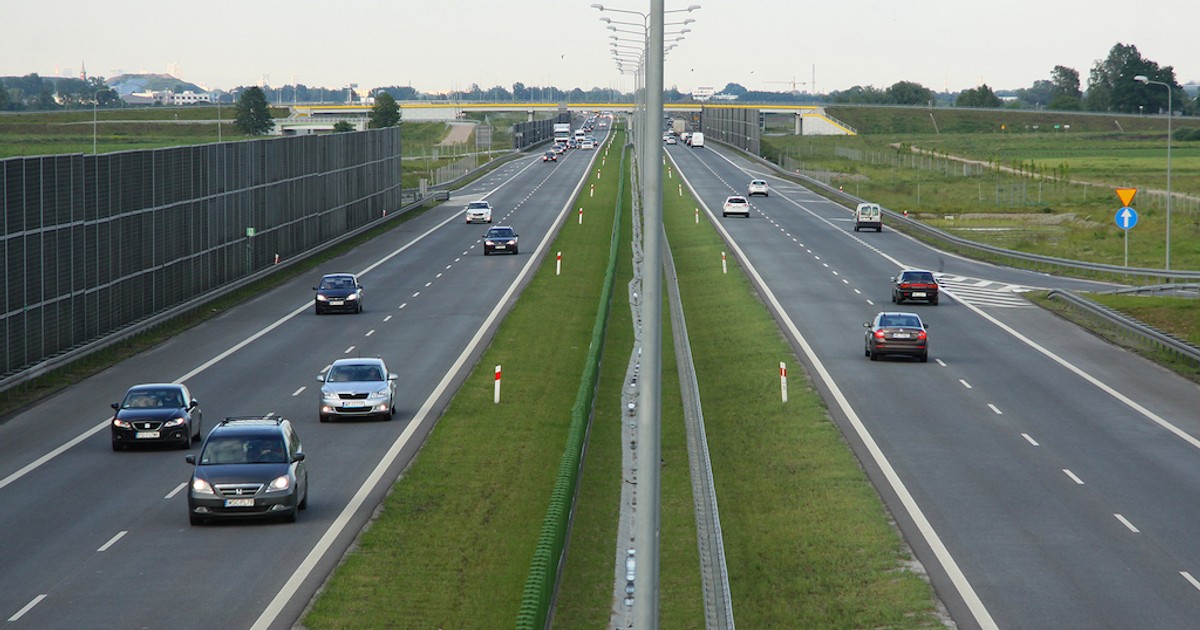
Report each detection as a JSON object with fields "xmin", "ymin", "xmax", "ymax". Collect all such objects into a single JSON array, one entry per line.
[
  {"xmin": 691, "ymin": 86, "xmax": 715, "ymax": 101},
  {"xmin": 123, "ymin": 89, "xmax": 212, "ymax": 105}
]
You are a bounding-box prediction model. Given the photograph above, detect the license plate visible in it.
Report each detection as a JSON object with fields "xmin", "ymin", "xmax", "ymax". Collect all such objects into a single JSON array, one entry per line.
[
  {"xmin": 494, "ymin": 245, "xmax": 506, "ymax": 250},
  {"xmin": 912, "ymin": 292, "xmax": 926, "ymax": 298},
  {"xmin": 892, "ymin": 333, "xmax": 911, "ymax": 339},
  {"xmin": 224, "ymin": 498, "xmax": 254, "ymax": 508},
  {"xmin": 343, "ymin": 401, "xmax": 368, "ymax": 408},
  {"xmin": 329, "ymin": 300, "xmax": 344, "ymax": 306},
  {"xmin": 136, "ymin": 431, "xmax": 160, "ymax": 439}
]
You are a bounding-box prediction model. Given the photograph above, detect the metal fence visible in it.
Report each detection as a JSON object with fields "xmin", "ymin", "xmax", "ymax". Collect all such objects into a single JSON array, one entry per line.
[
  {"xmin": 700, "ymin": 106, "xmax": 760, "ymax": 155},
  {"xmin": 1, "ymin": 127, "xmax": 402, "ymax": 378}
]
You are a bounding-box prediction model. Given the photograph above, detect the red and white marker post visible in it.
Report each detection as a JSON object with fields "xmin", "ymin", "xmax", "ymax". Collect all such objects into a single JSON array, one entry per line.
[
  {"xmin": 780, "ymin": 362, "xmax": 788, "ymax": 403},
  {"xmin": 556, "ymin": 251, "xmax": 562, "ymax": 276},
  {"xmin": 694, "ymin": 208, "xmax": 699, "ymax": 224},
  {"xmin": 578, "ymin": 208, "xmax": 583, "ymax": 224},
  {"xmin": 494, "ymin": 365, "xmax": 502, "ymax": 404},
  {"xmin": 721, "ymin": 251, "xmax": 727, "ymax": 274}
]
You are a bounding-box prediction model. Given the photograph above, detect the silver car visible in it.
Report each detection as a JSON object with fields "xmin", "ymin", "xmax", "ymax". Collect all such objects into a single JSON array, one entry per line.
[
  {"xmin": 318, "ymin": 358, "xmax": 397, "ymax": 422},
  {"xmin": 748, "ymin": 179, "xmax": 769, "ymax": 197},
  {"xmin": 465, "ymin": 201, "xmax": 493, "ymax": 224}
]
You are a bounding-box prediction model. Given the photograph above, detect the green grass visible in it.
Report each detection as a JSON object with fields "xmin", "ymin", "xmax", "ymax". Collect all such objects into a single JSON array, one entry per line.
[
  {"xmin": 302, "ymin": 133, "xmax": 628, "ymax": 629},
  {"xmin": 659, "ymin": 165, "xmax": 943, "ymax": 626}
]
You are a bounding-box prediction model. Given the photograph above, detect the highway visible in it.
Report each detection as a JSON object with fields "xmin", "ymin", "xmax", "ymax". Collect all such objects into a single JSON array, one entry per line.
[
  {"xmin": 0, "ymin": 129, "xmax": 606, "ymax": 629},
  {"xmin": 667, "ymin": 139, "xmax": 1200, "ymax": 628}
]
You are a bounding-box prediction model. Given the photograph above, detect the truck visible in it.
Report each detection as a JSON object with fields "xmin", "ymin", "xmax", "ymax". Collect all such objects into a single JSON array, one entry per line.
[
  {"xmin": 553, "ymin": 123, "xmax": 571, "ymax": 145},
  {"xmin": 671, "ymin": 118, "xmax": 686, "ymax": 135}
]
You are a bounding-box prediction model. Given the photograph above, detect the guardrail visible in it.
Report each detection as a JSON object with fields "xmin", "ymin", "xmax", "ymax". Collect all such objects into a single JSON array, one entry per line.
[
  {"xmin": 1046, "ymin": 289, "xmax": 1200, "ymax": 369},
  {"xmin": 0, "ymin": 189, "xmax": 449, "ymax": 395},
  {"xmin": 726, "ymin": 141, "xmax": 1200, "ymax": 283}
]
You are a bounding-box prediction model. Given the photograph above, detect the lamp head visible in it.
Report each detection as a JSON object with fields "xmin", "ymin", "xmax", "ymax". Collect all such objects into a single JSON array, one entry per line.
[{"xmin": 1134, "ymin": 75, "xmax": 1149, "ymax": 84}]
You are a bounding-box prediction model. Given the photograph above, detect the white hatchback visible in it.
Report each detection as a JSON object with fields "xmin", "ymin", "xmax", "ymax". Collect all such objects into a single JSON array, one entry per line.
[
  {"xmin": 722, "ymin": 195, "xmax": 751, "ymax": 217},
  {"xmin": 748, "ymin": 179, "xmax": 769, "ymax": 197}
]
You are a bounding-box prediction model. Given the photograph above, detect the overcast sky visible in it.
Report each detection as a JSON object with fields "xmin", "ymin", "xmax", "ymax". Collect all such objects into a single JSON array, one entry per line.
[{"xmin": 4, "ymin": 1, "xmax": 1197, "ymax": 96}]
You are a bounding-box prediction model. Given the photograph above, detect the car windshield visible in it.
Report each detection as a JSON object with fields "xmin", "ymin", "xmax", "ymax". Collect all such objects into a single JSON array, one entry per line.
[
  {"xmin": 319, "ymin": 276, "xmax": 354, "ymax": 290},
  {"xmin": 200, "ymin": 435, "xmax": 287, "ymax": 465},
  {"xmin": 327, "ymin": 364, "xmax": 384, "ymax": 382},
  {"xmin": 881, "ymin": 315, "xmax": 921, "ymax": 328},
  {"xmin": 728, "ymin": 198, "xmax": 746, "ymax": 204},
  {"xmin": 468, "ymin": 202, "xmax": 489, "ymax": 209},
  {"xmin": 903, "ymin": 272, "xmax": 935, "ymax": 283},
  {"xmin": 487, "ymin": 228, "xmax": 515, "ymax": 239},
  {"xmin": 124, "ymin": 389, "xmax": 183, "ymax": 408}
]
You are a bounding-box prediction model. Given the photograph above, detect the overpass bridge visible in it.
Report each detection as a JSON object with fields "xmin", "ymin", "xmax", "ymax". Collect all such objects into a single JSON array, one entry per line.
[{"xmin": 278, "ymin": 102, "xmax": 854, "ymax": 136}]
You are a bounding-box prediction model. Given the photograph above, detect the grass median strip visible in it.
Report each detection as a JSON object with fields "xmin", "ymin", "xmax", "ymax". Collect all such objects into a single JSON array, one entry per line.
[
  {"xmin": 659, "ymin": 163, "xmax": 944, "ymax": 627},
  {"xmin": 303, "ymin": 134, "xmax": 627, "ymax": 628}
]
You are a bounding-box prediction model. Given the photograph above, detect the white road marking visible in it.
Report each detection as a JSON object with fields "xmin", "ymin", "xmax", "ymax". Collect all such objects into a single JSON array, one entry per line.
[
  {"xmin": 8, "ymin": 595, "xmax": 46, "ymax": 622},
  {"xmin": 383, "ymin": 315, "xmax": 392, "ymax": 322},
  {"xmin": 1063, "ymin": 469, "xmax": 1085, "ymax": 485},
  {"xmin": 291, "ymin": 387, "xmax": 305, "ymax": 396},
  {"xmin": 165, "ymin": 482, "xmax": 187, "ymax": 500},
  {"xmin": 935, "ymin": 359, "xmax": 947, "ymax": 367},
  {"xmin": 344, "ymin": 346, "xmax": 355, "ymax": 354},
  {"xmin": 1114, "ymin": 514, "xmax": 1140, "ymax": 533},
  {"xmin": 988, "ymin": 404, "xmax": 1003, "ymax": 415},
  {"xmin": 365, "ymin": 330, "xmax": 375, "ymax": 337},
  {"xmin": 959, "ymin": 379, "xmax": 972, "ymax": 389},
  {"xmin": 1181, "ymin": 572, "xmax": 1200, "ymax": 592},
  {"xmin": 1021, "ymin": 433, "xmax": 1040, "ymax": 446},
  {"xmin": 97, "ymin": 531, "xmax": 127, "ymax": 552}
]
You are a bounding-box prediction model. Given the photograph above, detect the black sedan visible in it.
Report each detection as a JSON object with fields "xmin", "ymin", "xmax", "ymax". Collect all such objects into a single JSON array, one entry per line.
[
  {"xmin": 864, "ymin": 312, "xmax": 929, "ymax": 362},
  {"xmin": 891, "ymin": 269, "xmax": 939, "ymax": 305},
  {"xmin": 542, "ymin": 150, "xmax": 557, "ymax": 162},
  {"xmin": 314, "ymin": 272, "xmax": 364, "ymax": 314},
  {"xmin": 111, "ymin": 383, "xmax": 202, "ymax": 450},
  {"xmin": 483, "ymin": 226, "xmax": 519, "ymax": 255}
]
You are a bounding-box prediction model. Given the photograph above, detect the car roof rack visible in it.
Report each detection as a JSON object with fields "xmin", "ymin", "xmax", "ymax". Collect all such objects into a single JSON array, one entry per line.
[{"xmin": 218, "ymin": 416, "xmax": 285, "ymax": 426}]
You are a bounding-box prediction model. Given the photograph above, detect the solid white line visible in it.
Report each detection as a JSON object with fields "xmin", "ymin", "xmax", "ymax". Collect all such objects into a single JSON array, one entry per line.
[
  {"xmin": 1063, "ymin": 469, "xmax": 1085, "ymax": 485},
  {"xmin": 988, "ymin": 404, "xmax": 1003, "ymax": 415},
  {"xmin": 0, "ymin": 421, "xmax": 109, "ymax": 490},
  {"xmin": 97, "ymin": 531, "xmax": 127, "ymax": 552},
  {"xmin": 1114, "ymin": 514, "xmax": 1140, "ymax": 533},
  {"xmin": 249, "ymin": 143, "xmax": 597, "ymax": 630},
  {"xmin": 8, "ymin": 595, "xmax": 46, "ymax": 622},
  {"xmin": 1022, "ymin": 433, "xmax": 1040, "ymax": 446},
  {"xmin": 671, "ymin": 151, "xmax": 998, "ymax": 629},
  {"xmin": 165, "ymin": 482, "xmax": 187, "ymax": 500},
  {"xmin": 1181, "ymin": 572, "xmax": 1200, "ymax": 592}
]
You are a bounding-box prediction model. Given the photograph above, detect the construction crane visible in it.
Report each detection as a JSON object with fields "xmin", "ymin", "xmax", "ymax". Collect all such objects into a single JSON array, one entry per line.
[{"xmin": 765, "ymin": 77, "xmax": 807, "ymax": 93}]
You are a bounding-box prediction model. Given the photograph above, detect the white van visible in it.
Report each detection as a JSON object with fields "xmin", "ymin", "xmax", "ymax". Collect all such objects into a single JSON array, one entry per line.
[
  {"xmin": 689, "ymin": 132, "xmax": 705, "ymax": 148},
  {"xmin": 853, "ymin": 203, "xmax": 882, "ymax": 232}
]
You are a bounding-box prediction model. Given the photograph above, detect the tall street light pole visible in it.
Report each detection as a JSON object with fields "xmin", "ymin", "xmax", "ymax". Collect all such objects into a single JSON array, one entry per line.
[{"xmin": 1134, "ymin": 74, "xmax": 1173, "ymax": 270}]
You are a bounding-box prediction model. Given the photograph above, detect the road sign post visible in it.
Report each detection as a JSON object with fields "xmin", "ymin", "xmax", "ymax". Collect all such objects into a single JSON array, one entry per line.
[{"xmin": 1115, "ymin": 189, "xmax": 1138, "ymax": 267}]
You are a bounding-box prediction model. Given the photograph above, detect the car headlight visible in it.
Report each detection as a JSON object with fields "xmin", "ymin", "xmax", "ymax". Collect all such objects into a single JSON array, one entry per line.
[
  {"xmin": 370, "ymin": 387, "xmax": 390, "ymax": 400},
  {"xmin": 266, "ymin": 475, "xmax": 291, "ymax": 492},
  {"xmin": 163, "ymin": 417, "xmax": 186, "ymax": 428},
  {"xmin": 321, "ymin": 390, "xmax": 339, "ymax": 402},
  {"xmin": 346, "ymin": 292, "xmax": 359, "ymax": 301},
  {"xmin": 191, "ymin": 478, "xmax": 215, "ymax": 495},
  {"xmin": 112, "ymin": 417, "xmax": 131, "ymax": 429},
  {"xmin": 316, "ymin": 294, "xmax": 329, "ymax": 302},
  {"xmin": 485, "ymin": 240, "xmax": 495, "ymax": 246}
]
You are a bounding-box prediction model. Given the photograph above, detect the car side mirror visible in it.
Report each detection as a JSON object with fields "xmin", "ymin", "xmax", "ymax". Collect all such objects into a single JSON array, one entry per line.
[
  {"xmin": 316, "ymin": 375, "xmax": 326, "ymax": 382},
  {"xmin": 312, "ymin": 286, "xmax": 319, "ymax": 291},
  {"xmin": 185, "ymin": 454, "xmax": 196, "ymax": 465},
  {"xmin": 889, "ymin": 277, "xmax": 896, "ymax": 283},
  {"xmin": 923, "ymin": 323, "xmax": 930, "ymax": 329},
  {"xmin": 111, "ymin": 402, "xmax": 120, "ymax": 410},
  {"xmin": 863, "ymin": 322, "xmax": 870, "ymax": 328},
  {"xmin": 189, "ymin": 399, "xmax": 199, "ymax": 409},
  {"xmin": 388, "ymin": 373, "xmax": 398, "ymax": 381},
  {"xmin": 293, "ymin": 452, "xmax": 306, "ymax": 463}
]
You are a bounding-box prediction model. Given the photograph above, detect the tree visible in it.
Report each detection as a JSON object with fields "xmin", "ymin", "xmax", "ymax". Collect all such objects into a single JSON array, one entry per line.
[
  {"xmin": 369, "ymin": 92, "xmax": 400, "ymax": 128},
  {"xmin": 722, "ymin": 82, "xmax": 748, "ymax": 97},
  {"xmin": 1084, "ymin": 43, "xmax": 1178, "ymax": 113},
  {"xmin": 886, "ymin": 81, "xmax": 935, "ymax": 105},
  {"xmin": 0, "ymin": 79, "xmax": 9, "ymax": 110},
  {"xmin": 955, "ymin": 84, "xmax": 1001, "ymax": 108},
  {"xmin": 332, "ymin": 121, "xmax": 355, "ymax": 133},
  {"xmin": 234, "ymin": 86, "xmax": 274, "ymax": 135}
]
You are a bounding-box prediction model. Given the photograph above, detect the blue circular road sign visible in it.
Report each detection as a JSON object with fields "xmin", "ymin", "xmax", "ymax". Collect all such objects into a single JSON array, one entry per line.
[{"xmin": 1115, "ymin": 206, "xmax": 1138, "ymax": 230}]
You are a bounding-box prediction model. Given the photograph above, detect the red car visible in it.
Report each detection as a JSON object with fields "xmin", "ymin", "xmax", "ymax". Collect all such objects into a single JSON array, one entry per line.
[{"xmin": 891, "ymin": 269, "xmax": 939, "ymax": 305}]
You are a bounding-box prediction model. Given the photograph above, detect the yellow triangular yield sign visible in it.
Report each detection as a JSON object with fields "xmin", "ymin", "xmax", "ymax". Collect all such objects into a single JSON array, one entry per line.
[{"xmin": 1116, "ymin": 188, "xmax": 1137, "ymax": 206}]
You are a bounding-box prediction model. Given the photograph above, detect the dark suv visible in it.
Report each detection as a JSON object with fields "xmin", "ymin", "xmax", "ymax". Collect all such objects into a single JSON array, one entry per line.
[{"xmin": 185, "ymin": 417, "xmax": 308, "ymax": 525}]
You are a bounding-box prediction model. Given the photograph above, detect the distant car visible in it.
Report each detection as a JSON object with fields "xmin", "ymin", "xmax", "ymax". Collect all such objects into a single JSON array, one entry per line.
[
  {"xmin": 186, "ymin": 417, "xmax": 308, "ymax": 525},
  {"xmin": 483, "ymin": 225, "xmax": 519, "ymax": 255},
  {"xmin": 314, "ymin": 273, "xmax": 364, "ymax": 314},
  {"xmin": 854, "ymin": 202, "xmax": 883, "ymax": 232},
  {"xmin": 567, "ymin": 139, "xmax": 578, "ymax": 149},
  {"xmin": 722, "ymin": 195, "xmax": 750, "ymax": 217},
  {"xmin": 891, "ymin": 269, "xmax": 940, "ymax": 305},
  {"xmin": 465, "ymin": 200, "xmax": 493, "ymax": 224},
  {"xmin": 317, "ymin": 357, "xmax": 398, "ymax": 422},
  {"xmin": 665, "ymin": 135, "xmax": 677, "ymax": 145},
  {"xmin": 553, "ymin": 143, "xmax": 567, "ymax": 154},
  {"xmin": 542, "ymin": 150, "xmax": 557, "ymax": 162},
  {"xmin": 864, "ymin": 312, "xmax": 929, "ymax": 362},
  {"xmin": 748, "ymin": 179, "xmax": 769, "ymax": 197},
  {"xmin": 111, "ymin": 383, "xmax": 201, "ymax": 451},
  {"xmin": 580, "ymin": 139, "xmax": 596, "ymax": 150}
]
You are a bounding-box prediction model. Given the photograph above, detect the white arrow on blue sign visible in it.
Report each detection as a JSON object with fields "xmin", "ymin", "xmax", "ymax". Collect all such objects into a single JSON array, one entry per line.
[{"xmin": 1115, "ymin": 206, "xmax": 1138, "ymax": 230}]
